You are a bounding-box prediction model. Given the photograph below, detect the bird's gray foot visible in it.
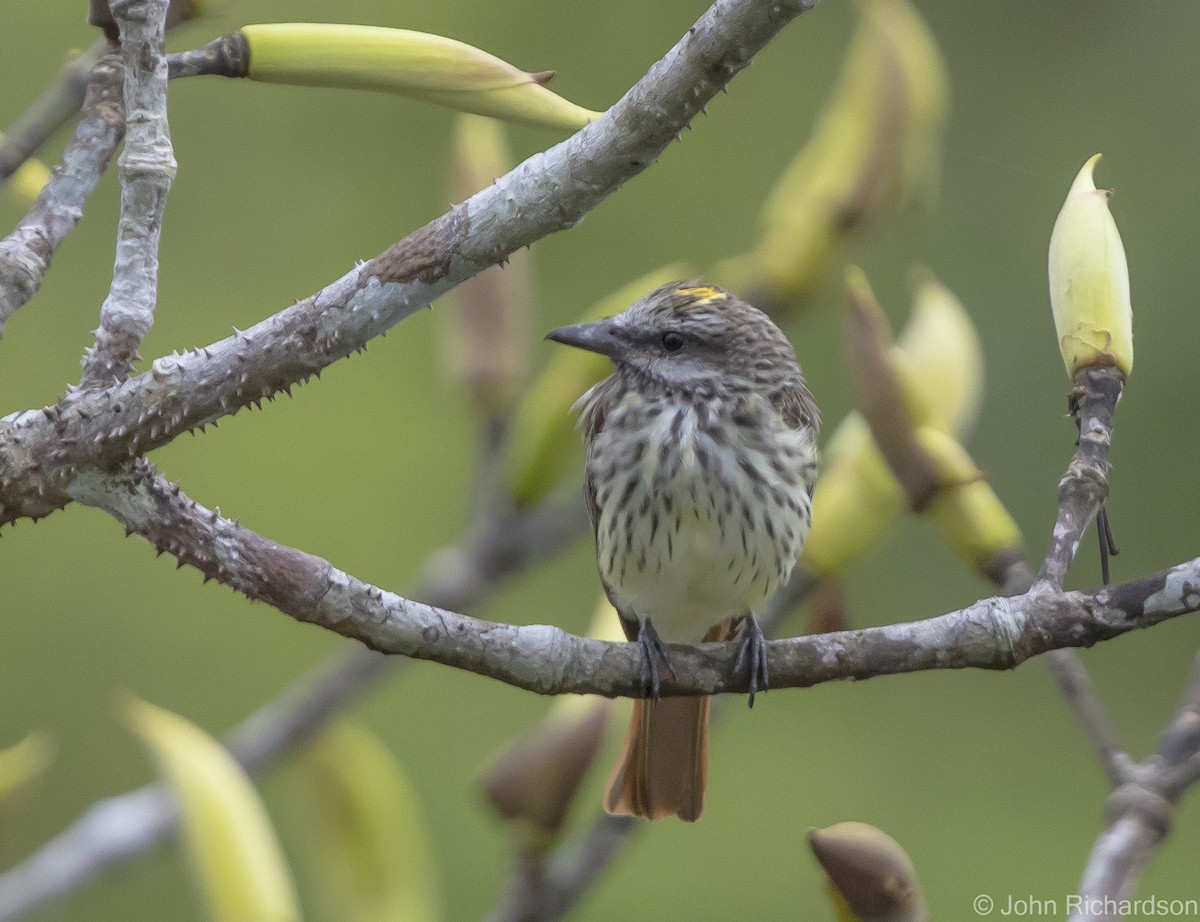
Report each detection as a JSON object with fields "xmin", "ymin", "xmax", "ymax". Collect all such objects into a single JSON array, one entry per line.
[{"xmin": 732, "ymin": 614, "xmax": 770, "ymax": 707}]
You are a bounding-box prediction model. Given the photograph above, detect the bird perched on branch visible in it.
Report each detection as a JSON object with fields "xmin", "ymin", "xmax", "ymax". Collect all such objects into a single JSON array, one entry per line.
[{"xmin": 547, "ymin": 282, "xmax": 820, "ymax": 821}]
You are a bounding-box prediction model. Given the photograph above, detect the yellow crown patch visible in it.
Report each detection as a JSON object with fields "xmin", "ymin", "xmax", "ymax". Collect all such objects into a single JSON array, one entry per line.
[{"xmin": 674, "ymin": 286, "xmax": 727, "ymax": 304}]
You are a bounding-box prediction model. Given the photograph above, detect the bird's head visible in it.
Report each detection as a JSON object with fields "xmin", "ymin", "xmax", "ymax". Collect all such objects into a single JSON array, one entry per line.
[{"xmin": 545, "ymin": 282, "xmax": 801, "ymax": 396}]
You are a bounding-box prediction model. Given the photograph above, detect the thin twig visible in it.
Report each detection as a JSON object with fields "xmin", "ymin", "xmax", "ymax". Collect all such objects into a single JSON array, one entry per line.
[
  {"xmin": 79, "ymin": 0, "xmax": 175, "ymax": 387},
  {"xmin": 1024, "ymin": 366, "xmax": 1135, "ymax": 787},
  {"xmin": 0, "ymin": 0, "xmax": 200, "ymax": 185},
  {"xmin": 0, "ymin": 55, "xmax": 124, "ymax": 335},
  {"xmin": 1035, "ymin": 366, "xmax": 1124, "ymax": 591},
  {"xmin": 0, "ymin": 40, "xmax": 108, "ymax": 185}
]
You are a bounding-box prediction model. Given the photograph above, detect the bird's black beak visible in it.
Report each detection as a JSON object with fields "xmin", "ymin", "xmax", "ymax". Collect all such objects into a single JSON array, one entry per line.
[{"xmin": 544, "ymin": 319, "xmax": 625, "ymax": 359}]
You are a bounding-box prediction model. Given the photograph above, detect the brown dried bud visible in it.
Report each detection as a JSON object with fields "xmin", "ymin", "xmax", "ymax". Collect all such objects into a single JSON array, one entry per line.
[
  {"xmin": 438, "ymin": 116, "xmax": 534, "ymax": 418},
  {"xmin": 808, "ymin": 822, "xmax": 928, "ymax": 922}
]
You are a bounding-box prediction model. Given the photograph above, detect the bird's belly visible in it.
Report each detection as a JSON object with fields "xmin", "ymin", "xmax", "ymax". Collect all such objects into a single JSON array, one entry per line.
[{"xmin": 597, "ymin": 466, "xmax": 809, "ymax": 642}]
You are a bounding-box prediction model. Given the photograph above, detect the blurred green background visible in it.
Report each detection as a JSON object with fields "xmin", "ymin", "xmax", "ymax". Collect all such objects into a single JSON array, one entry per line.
[{"xmin": 3, "ymin": 1, "xmax": 1200, "ymax": 920}]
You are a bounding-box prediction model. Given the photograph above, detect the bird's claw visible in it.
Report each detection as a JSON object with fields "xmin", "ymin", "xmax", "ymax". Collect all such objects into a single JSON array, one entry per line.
[
  {"xmin": 732, "ymin": 615, "xmax": 770, "ymax": 707},
  {"xmin": 637, "ymin": 617, "xmax": 672, "ymax": 701}
]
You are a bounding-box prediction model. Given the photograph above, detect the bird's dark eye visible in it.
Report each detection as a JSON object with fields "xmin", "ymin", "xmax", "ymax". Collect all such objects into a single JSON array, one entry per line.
[{"xmin": 661, "ymin": 331, "xmax": 685, "ymax": 352}]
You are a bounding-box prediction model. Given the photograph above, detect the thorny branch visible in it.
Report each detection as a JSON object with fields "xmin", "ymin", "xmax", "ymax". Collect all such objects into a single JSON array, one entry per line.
[
  {"xmin": 0, "ymin": 489, "xmax": 589, "ymax": 922},
  {"xmin": 2, "ymin": 0, "xmax": 1200, "ymax": 920},
  {"xmin": 2, "ymin": 0, "xmax": 820, "ymax": 916},
  {"xmin": 55, "ymin": 458, "xmax": 1200, "ymax": 698},
  {"xmin": 0, "ymin": 0, "xmax": 821, "ymax": 524}
]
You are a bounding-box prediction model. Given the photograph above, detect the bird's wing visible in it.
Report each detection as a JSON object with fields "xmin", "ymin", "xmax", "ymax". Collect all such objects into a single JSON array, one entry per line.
[
  {"xmin": 772, "ymin": 379, "xmax": 821, "ymax": 498},
  {"xmin": 578, "ymin": 376, "xmax": 641, "ymax": 641},
  {"xmin": 578, "ymin": 375, "xmax": 618, "ymax": 535},
  {"xmin": 772, "ymin": 377, "xmax": 821, "ymax": 433}
]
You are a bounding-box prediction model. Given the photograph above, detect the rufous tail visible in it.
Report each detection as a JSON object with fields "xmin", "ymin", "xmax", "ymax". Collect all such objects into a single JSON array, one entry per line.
[{"xmin": 603, "ymin": 695, "xmax": 709, "ymax": 822}]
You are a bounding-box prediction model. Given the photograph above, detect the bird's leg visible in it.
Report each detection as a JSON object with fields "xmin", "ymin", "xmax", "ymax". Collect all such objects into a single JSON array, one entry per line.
[
  {"xmin": 634, "ymin": 617, "xmax": 672, "ymax": 701},
  {"xmin": 731, "ymin": 613, "xmax": 770, "ymax": 707}
]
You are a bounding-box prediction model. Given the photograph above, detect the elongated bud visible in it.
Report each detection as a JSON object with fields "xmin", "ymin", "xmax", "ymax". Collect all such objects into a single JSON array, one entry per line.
[
  {"xmin": 843, "ymin": 267, "xmax": 939, "ymax": 508},
  {"xmin": 236, "ymin": 24, "xmax": 600, "ymax": 130},
  {"xmin": 732, "ymin": 0, "xmax": 946, "ymax": 309},
  {"xmin": 507, "ymin": 264, "xmax": 690, "ymax": 507},
  {"xmin": 915, "ymin": 426, "xmax": 1023, "ymax": 580},
  {"xmin": 808, "ymin": 822, "xmax": 928, "ymax": 922},
  {"xmin": 1049, "ymin": 154, "xmax": 1133, "ymax": 377},
  {"xmin": 439, "ymin": 115, "xmax": 534, "ymax": 417},
  {"xmin": 478, "ymin": 596, "xmax": 622, "ymax": 850},
  {"xmin": 806, "ymin": 269, "xmax": 985, "ymax": 577},
  {"xmin": 123, "ymin": 696, "xmax": 300, "ymax": 922},
  {"xmin": 0, "ymin": 732, "xmax": 54, "ymax": 820},
  {"xmin": 877, "ymin": 0, "xmax": 948, "ymax": 212},
  {"xmin": 900, "ymin": 268, "xmax": 984, "ymax": 437},
  {"xmin": 296, "ymin": 721, "xmax": 440, "ymax": 922}
]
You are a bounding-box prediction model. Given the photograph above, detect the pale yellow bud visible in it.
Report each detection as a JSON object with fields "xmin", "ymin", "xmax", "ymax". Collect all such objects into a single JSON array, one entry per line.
[
  {"xmin": 241, "ymin": 24, "xmax": 601, "ymax": 131},
  {"xmin": 915, "ymin": 426, "xmax": 1023, "ymax": 574},
  {"xmin": 808, "ymin": 822, "xmax": 928, "ymax": 922},
  {"xmin": 0, "ymin": 132, "xmax": 50, "ymax": 209},
  {"xmin": 899, "ymin": 269, "xmax": 984, "ymax": 437},
  {"xmin": 296, "ymin": 721, "xmax": 440, "ymax": 922},
  {"xmin": 1048, "ymin": 154, "xmax": 1133, "ymax": 376},
  {"xmin": 803, "ymin": 269, "xmax": 983, "ymax": 576},
  {"xmin": 123, "ymin": 696, "xmax": 300, "ymax": 922},
  {"xmin": 843, "ymin": 267, "xmax": 939, "ymax": 508},
  {"xmin": 745, "ymin": 0, "xmax": 947, "ymax": 308},
  {"xmin": 802, "ymin": 414, "xmax": 903, "ymax": 577}
]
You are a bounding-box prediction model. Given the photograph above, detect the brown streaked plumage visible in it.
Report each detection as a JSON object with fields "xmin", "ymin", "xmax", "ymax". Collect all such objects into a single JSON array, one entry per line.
[{"xmin": 547, "ymin": 281, "xmax": 819, "ymax": 821}]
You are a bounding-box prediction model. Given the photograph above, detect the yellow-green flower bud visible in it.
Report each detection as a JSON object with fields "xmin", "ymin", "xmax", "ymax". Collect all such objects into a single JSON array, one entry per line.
[
  {"xmin": 875, "ymin": 0, "xmax": 948, "ymax": 212},
  {"xmin": 1048, "ymin": 154, "xmax": 1133, "ymax": 377},
  {"xmin": 915, "ymin": 426, "xmax": 1023, "ymax": 574},
  {"xmin": 899, "ymin": 268, "xmax": 984, "ymax": 437},
  {"xmin": 239, "ymin": 24, "xmax": 601, "ymax": 130},
  {"xmin": 741, "ymin": 0, "xmax": 947, "ymax": 309},
  {"xmin": 802, "ymin": 269, "xmax": 983, "ymax": 576},
  {"xmin": 802, "ymin": 414, "xmax": 903, "ymax": 577},
  {"xmin": 123, "ymin": 696, "xmax": 300, "ymax": 922},
  {"xmin": 843, "ymin": 267, "xmax": 940, "ymax": 508},
  {"xmin": 506, "ymin": 264, "xmax": 689, "ymax": 507},
  {"xmin": 0, "ymin": 132, "xmax": 50, "ymax": 209},
  {"xmin": 808, "ymin": 822, "xmax": 928, "ymax": 922},
  {"xmin": 297, "ymin": 721, "xmax": 440, "ymax": 922}
]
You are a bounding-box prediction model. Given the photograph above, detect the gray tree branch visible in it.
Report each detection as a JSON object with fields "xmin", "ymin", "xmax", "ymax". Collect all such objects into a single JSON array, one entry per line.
[
  {"xmin": 1047, "ymin": 367, "xmax": 1200, "ymax": 922},
  {"xmin": 59, "ymin": 457, "xmax": 1200, "ymax": 698},
  {"xmin": 79, "ymin": 0, "xmax": 175, "ymax": 387},
  {"xmin": 0, "ymin": 55, "xmax": 124, "ymax": 335},
  {"xmin": 0, "ymin": 487, "xmax": 588, "ymax": 922},
  {"xmin": 0, "ymin": 40, "xmax": 108, "ymax": 186},
  {"xmin": 0, "ymin": 0, "xmax": 819, "ymax": 524}
]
